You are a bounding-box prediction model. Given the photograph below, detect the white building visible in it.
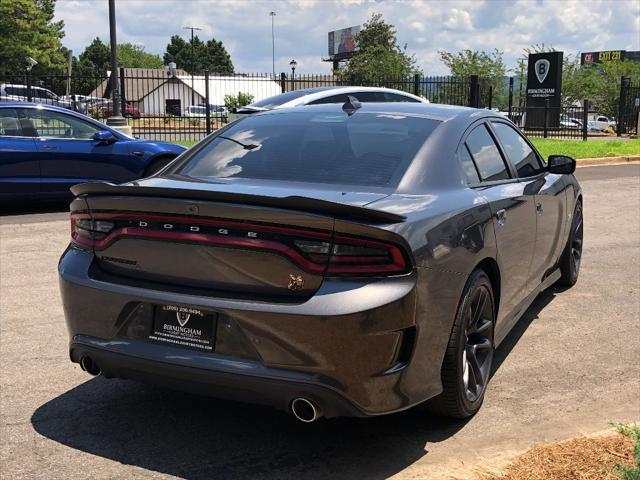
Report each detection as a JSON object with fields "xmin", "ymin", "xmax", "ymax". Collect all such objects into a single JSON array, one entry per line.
[{"xmin": 90, "ymin": 69, "xmax": 282, "ymax": 115}]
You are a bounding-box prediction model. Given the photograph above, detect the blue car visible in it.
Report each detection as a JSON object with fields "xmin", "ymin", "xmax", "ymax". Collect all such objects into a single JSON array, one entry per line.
[{"xmin": 0, "ymin": 103, "xmax": 186, "ymax": 201}]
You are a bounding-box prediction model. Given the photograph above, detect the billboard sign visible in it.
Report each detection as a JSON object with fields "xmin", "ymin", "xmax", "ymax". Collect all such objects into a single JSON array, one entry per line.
[
  {"xmin": 581, "ymin": 50, "xmax": 640, "ymax": 65},
  {"xmin": 525, "ymin": 51, "xmax": 563, "ymax": 128},
  {"xmin": 328, "ymin": 26, "xmax": 360, "ymax": 60}
]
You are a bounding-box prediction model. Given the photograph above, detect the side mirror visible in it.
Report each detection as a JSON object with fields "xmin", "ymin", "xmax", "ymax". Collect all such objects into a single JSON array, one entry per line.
[
  {"xmin": 92, "ymin": 130, "xmax": 117, "ymax": 143},
  {"xmin": 547, "ymin": 155, "xmax": 576, "ymax": 175}
]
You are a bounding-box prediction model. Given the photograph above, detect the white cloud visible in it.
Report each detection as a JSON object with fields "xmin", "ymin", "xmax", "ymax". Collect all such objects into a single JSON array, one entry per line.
[{"xmin": 54, "ymin": 0, "xmax": 640, "ymax": 75}]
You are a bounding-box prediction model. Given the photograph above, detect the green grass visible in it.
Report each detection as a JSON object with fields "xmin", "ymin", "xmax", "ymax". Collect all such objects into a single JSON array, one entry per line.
[
  {"xmin": 174, "ymin": 138, "xmax": 640, "ymax": 160},
  {"xmin": 530, "ymin": 138, "xmax": 640, "ymax": 160},
  {"xmin": 612, "ymin": 423, "xmax": 640, "ymax": 480}
]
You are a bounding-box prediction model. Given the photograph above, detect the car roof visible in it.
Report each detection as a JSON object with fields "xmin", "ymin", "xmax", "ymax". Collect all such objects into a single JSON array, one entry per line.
[
  {"xmin": 258, "ymin": 101, "xmax": 494, "ymax": 123},
  {"xmin": 1, "ymin": 84, "xmax": 49, "ymax": 90},
  {"xmin": 245, "ymin": 86, "xmax": 427, "ymax": 110},
  {"xmin": 279, "ymin": 86, "xmax": 427, "ymax": 108}
]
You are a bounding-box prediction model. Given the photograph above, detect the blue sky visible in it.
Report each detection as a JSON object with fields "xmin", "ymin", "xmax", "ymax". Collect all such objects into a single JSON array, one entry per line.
[{"xmin": 55, "ymin": 0, "xmax": 640, "ymax": 74}]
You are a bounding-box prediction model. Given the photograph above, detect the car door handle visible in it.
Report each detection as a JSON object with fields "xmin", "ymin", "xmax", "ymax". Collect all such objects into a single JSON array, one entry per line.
[
  {"xmin": 536, "ymin": 202, "xmax": 544, "ymax": 215},
  {"xmin": 40, "ymin": 145, "xmax": 58, "ymax": 151},
  {"xmin": 132, "ymin": 151, "xmax": 144, "ymax": 156},
  {"xmin": 496, "ymin": 209, "xmax": 507, "ymax": 226}
]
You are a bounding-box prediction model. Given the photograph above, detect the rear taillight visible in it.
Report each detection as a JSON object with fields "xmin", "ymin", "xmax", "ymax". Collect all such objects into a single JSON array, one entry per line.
[
  {"xmin": 70, "ymin": 212, "xmax": 411, "ymax": 276},
  {"xmin": 294, "ymin": 235, "xmax": 409, "ymax": 276},
  {"xmin": 70, "ymin": 214, "xmax": 114, "ymax": 248}
]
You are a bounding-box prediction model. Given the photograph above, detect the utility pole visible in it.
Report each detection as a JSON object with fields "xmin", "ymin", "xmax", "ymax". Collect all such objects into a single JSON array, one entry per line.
[
  {"xmin": 269, "ymin": 12, "xmax": 276, "ymax": 79},
  {"xmin": 107, "ymin": 0, "xmax": 126, "ymax": 128},
  {"xmin": 184, "ymin": 26, "xmax": 202, "ymax": 106}
]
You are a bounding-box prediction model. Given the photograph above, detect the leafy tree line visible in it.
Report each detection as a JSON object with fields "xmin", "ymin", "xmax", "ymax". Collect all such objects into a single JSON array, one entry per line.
[{"xmin": 0, "ymin": 0, "xmax": 234, "ymax": 79}]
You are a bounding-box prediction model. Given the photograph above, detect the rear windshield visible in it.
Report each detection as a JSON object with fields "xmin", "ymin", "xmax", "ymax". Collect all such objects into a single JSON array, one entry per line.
[{"xmin": 175, "ymin": 111, "xmax": 440, "ymax": 187}]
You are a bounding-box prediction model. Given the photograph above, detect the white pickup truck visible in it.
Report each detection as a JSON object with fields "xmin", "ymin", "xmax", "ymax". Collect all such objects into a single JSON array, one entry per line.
[{"xmin": 588, "ymin": 114, "xmax": 616, "ymax": 131}]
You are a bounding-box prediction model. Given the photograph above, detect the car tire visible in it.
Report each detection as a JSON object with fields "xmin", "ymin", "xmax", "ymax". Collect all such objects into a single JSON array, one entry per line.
[
  {"xmin": 428, "ymin": 269, "xmax": 495, "ymax": 419},
  {"xmin": 557, "ymin": 200, "xmax": 583, "ymax": 287},
  {"xmin": 143, "ymin": 156, "xmax": 176, "ymax": 177}
]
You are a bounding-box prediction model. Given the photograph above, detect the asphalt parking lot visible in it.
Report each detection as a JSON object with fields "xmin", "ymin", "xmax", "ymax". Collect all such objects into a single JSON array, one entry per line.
[{"xmin": 1, "ymin": 164, "xmax": 639, "ymax": 479}]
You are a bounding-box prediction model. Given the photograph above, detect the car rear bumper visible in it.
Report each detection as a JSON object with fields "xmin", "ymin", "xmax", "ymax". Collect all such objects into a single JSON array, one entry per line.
[
  {"xmin": 59, "ymin": 247, "xmax": 438, "ymax": 417},
  {"xmin": 70, "ymin": 336, "xmax": 365, "ymax": 417}
]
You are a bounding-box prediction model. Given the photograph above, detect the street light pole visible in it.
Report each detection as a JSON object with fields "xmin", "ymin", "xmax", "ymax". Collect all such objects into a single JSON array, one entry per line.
[
  {"xmin": 107, "ymin": 0, "xmax": 125, "ymax": 126},
  {"xmin": 289, "ymin": 59, "xmax": 297, "ymax": 91},
  {"xmin": 269, "ymin": 12, "xmax": 276, "ymax": 79},
  {"xmin": 184, "ymin": 26, "xmax": 202, "ymax": 106}
]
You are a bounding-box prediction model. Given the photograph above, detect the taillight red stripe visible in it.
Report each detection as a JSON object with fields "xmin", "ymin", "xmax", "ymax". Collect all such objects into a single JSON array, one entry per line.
[
  {"xmin": 70, "ymin": 213, "xmax": 411, "ymax": 276},
  {"xmin": 87, "ymin": 212, "xmax": 332, "ymax": 240}
]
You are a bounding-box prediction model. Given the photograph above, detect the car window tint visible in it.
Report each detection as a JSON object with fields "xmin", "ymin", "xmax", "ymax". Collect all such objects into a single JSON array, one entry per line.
[
  {"xmin": 465, "ymin": 124, "xmax": 510, "ymax": 182},
  {"xmin": 176, "ymin": 111, "xmax": 441, "ymax": 188},
  {"xmin": 0, "ymin": 109, "xmax": 23, "ymax": 136},
  {"xmin": 308, "ymin": 94, "xmax": 350, "ymax": 105},
  {"xmin": 382, "ymin": 92, "xmax": 420, "ymax": 102},
  {"xmin": 492, "ymin": 122, "xmax": 543, "ymax": 177},
  {"xmin": 459, "ymin": 144, "xmax": 480, "ymax": 184},
  {"xmin": 26, "ymin": 109, "xmax": 100, "ymax": 139}
]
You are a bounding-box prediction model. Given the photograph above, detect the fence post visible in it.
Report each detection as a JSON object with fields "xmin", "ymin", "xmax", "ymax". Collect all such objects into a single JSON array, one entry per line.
[
  {"xmin": 413, "ymin": 73, "xmax": 420, "ymax": 97},
  {"xmin": 617, "ymin": 76, "xmax": 628, "ymax": 137},
  {"xmin": 508, "ymin": 77, "xmax": 514, "ymax": 120},
  {"xmin": 468, "ymin": 75, "xmax": 479, "ymax": 108},
  {"xmin": 26, "ymin": 72, "xmax": 32, "ymax": 102},
  {"xmin": 119, "ymin": 67, "xmax": 126, "ymax": 114},
  {"xmin": 204, "ymin": 70, "xmax": 211, "ymax": 135},
  {"xmin": 582, "ymin": 99, "xmax": 589, "ymax": 141},
  {"xmin": 280, "ymin": 72, "xmax": 286, "ymax": 93},
  {"xmin": 488, "ymin": 85, "xmax": 493, "ymax": 110},
  {"xmin": 543, "ymin": 98, "xmax": 549, "ymax": 138}
]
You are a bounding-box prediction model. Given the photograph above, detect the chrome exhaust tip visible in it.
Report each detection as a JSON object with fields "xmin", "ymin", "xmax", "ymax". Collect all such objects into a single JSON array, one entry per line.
[
  {"xmin": 291, "ymin": 398, "xmax": 321, "ymax": 423},
  {"xmin": 80, "ymin": 356, "xmax": 101, "ymax": 376}
]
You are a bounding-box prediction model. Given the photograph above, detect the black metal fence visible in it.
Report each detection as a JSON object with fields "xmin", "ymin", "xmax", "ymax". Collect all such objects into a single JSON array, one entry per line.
[
  {"xmin": 1, "ymin": 69, "xmax": 636, "ymax": 142},
  {"xmin": 507, "ymin": 101, "xmax": 589, "ymax": 140},
  {"xmin": 617, "ymin": 76, "xmax": 640, "ymax": 136}
]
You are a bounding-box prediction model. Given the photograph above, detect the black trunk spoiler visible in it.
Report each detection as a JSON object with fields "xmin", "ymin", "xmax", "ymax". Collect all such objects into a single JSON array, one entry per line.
[{"xmin": 71, "ymin": 182, "xmax": 406, "ymax": 224}]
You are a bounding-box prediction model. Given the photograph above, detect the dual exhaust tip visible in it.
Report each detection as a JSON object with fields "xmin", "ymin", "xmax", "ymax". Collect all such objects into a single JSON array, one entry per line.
[
  {"xmin": 291, "ymin": 397, "xmax": 322, "ymax": 423},
  {"xmin": 80, "ymin": 358, "xmax": 321, "ymax": 422}
]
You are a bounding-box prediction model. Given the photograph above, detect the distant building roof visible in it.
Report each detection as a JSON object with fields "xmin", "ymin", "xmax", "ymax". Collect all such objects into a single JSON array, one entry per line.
[{"xmin": 88, "ymin": 67, "xmax": 189, "ymax": 100}]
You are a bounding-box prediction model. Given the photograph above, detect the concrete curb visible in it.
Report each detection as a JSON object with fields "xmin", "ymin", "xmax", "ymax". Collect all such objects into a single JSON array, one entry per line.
[{"xmin": 576, "ymin": 156, "xmax": 640, "ymax": 168}]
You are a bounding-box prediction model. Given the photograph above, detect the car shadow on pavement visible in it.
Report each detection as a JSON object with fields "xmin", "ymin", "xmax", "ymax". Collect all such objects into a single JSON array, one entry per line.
[
  {"xmin": 31, "ymin": 377, "xmax": 468, "ymax": 479},
  {"xmin": 491, "ymin": 287, "xmax": 558, "ymax": 378},
  {"xmin": 30, "ymin": 289, "xmax": 556, "ymax": 479}
]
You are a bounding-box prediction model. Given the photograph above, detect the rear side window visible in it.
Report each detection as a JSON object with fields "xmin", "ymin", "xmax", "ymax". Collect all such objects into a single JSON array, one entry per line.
[
  {"xmin": 175, "ymin": 111, "xmax": 441, "ymax": 188},
  {"xmin": 465, "ymin": 125, "xmax": 510, "ymax": 182},
  {"xmin": 0, "ymin": 109, "xmax": 22, "ymax": 136},
  {"xmin": 491, "ymin": 122, "xmax": 543, "ymax": 178},
  {"xmin": 458, "ymin": 145, "xmax": 480, "ymax": 184}
]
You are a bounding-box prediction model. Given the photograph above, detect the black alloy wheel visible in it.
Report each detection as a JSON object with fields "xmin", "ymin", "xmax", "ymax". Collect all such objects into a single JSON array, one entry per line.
[
  {"xmin": 558, "ymin": 200, "xmax": 583, "ymax": 287},
  {"xmin": 462, "ymin": 284, "xmax": 494, "ymax": 404},
  {"xmin": 429, "ymin": 269, "xmax": 495, "ymax": 418}
]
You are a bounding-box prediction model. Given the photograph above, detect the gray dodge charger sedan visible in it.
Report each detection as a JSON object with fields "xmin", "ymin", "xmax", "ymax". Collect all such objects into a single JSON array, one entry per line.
[{"xmin": 59, "ymin": 100, "xmax": 583, "ymax": 422}]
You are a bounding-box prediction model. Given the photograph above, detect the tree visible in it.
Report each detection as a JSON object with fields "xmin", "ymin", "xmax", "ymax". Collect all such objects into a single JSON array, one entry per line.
[
  {"xmin": 163, "ymin": 35, "xmax": 234, "ymax": 74},
  {"xmin": 117, "ymin": 43, "xmax": 163, "ymax": 69},
  {"xmin": 0, "ymin": 0, "xmax": 66, "ymax": 77},
  {"xmin": 76, "ymin": 37, "xmax": 111, "ymax": 77},
  {"xmin": 224, "ymin": 92, "xmax": 254, "ymax": 111},
  {"xmin": 563, "ymin": 59, "xmax": 640, "ymax": 117},
  {"xmin": 439, "ymin": 49, "xmax": 507, "ymax": 107},
  {"xmin": 338, "ymin": 13, "xmax": 420, "ymax": 83}
]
